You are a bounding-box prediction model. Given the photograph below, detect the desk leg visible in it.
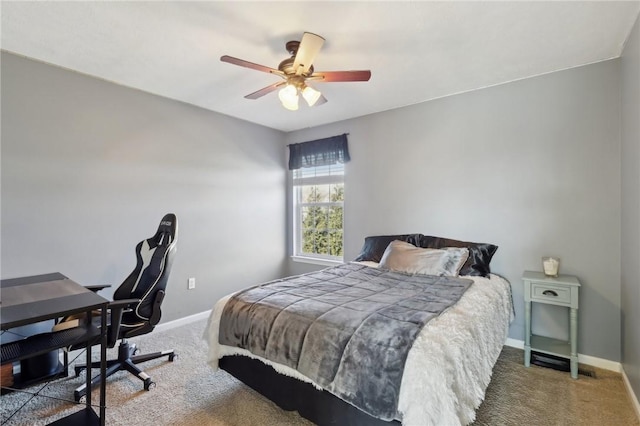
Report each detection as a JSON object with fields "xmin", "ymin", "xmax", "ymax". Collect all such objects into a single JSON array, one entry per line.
[
  {"xmin": 100, "ymin": 309, "xmax": 107, "ymax": 425},
  {"xmin": 85, "ymin": 312, "xmax": 92, "ymax": 408},
  {"xmin": 524, "ymin": 300, "xmax": 531, "ymax": 367},
  {"xmin": 570, "ymin": 308, "xmax": 578, "ymax": 379}
]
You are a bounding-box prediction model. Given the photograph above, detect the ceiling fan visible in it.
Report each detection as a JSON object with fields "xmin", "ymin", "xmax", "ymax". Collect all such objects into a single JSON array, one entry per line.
[{"xmin": 221, "ymin": 32, "xmax": 371, "ymax": 111}]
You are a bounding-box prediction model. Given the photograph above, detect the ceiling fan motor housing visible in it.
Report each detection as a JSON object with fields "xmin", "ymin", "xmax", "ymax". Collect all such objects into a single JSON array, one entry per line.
[
  {"xmin": 285, "ymin": 40, "xmax": 300, "ymax": 55},
  {"xmin": 278, "ymin": 57, "xmax": 314, "ymax": 77}
]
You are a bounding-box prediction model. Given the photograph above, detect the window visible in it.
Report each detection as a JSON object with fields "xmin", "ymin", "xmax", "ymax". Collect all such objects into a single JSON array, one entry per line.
[
  {"xmin": 289, "ymin": 133, "xmax": 349, "ymax": 264},
  {"xmin": 292, "ymin": 163, "xmax": 344, "ymax": 261}
]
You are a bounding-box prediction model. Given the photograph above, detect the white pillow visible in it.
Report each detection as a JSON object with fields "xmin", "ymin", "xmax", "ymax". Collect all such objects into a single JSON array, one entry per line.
[{"xmin": 379, "ymin": 240, "xmax": 469, "ymax": 277}]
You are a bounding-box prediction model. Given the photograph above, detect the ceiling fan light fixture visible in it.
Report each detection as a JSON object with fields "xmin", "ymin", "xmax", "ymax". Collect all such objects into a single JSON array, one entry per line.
[
  {"xmin": 278, "ymin": 84, "xmax": 299, "ymax": 110},
  {"xmin": 302, "ymin": 85, "xmax": 322, "ymax": 107}
]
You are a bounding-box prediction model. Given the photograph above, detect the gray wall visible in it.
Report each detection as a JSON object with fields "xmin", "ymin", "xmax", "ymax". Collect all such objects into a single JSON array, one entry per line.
[
  {"xmin": 1, "ymin": 52, "xmax": 287, "ymax": 323},
  {"xmin": 286, "ymin": 59, "xmax": 622, "ymax": 362},
  {"xmin": 1, "ymin": 48, "xmax": 630, "ymax": 366},
  {"xmin": 621, "ymin": 13, "xmax": 640, "ymax": 401}
]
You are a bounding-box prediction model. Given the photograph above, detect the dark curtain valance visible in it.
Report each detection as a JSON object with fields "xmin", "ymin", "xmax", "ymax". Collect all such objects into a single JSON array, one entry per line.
[{"xmin": 288, "ymin": 134, "xmax": 350, "ymax": 170}]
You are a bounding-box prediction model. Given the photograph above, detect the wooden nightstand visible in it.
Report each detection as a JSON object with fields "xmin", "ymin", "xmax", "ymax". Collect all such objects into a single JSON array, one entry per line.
[{"xmin": 523, "ymin": 270, "xmax": 581, "ymax": 379}]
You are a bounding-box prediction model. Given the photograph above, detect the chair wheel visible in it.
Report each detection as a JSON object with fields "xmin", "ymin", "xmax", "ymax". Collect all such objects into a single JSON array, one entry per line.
[
  {"xmin": 169, "ymin": 353, "xmax": 177, "ymax": 362},
  {"xmin": 77, "ymin": 395, "xmax": 86, "ymax": 404},
  {"xmin": 144, "ymin": 380, "xmax": 156, "ymax": 391},
  {"xmin": 74, "ymin": 367, "xmax": 83, "ymax": 377},
  {"xmin": 133, "ymin": 347, "xmax": 140, "ymax": 355}
]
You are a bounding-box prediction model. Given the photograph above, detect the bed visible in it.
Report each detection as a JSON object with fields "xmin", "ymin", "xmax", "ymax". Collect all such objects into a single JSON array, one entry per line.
[{"xmin": 204, "ymin": 234, "xmax": 513, "ymax": 426}]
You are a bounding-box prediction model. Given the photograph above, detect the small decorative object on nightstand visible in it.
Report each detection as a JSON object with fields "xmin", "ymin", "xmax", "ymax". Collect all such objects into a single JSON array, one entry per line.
[
  {"xmin": 523, "ymin": 270, "xmax": 581, "ymax": 379},
  {"xmin": 541, "ymin": 256, "xmax": 560, "ymax": 277}
]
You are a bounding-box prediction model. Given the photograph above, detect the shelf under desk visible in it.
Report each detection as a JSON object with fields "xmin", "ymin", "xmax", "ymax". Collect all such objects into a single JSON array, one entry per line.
[{"xmin": 1, "ymin": 325, "xmax": 101, "ymax": 364}]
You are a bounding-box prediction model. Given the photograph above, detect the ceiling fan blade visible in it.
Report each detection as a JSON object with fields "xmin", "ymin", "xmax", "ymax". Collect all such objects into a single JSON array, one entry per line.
[
  {"xmin": 293, "ymin": 32, "xmax": 325, "ymax": 75},
  {"xmin": 244, "ymin": 81, "xmax": 286, "ymax": 100},
  {"xmin": 312, "ymin": 70, "xmax": 372, "ymax": 82},
  {"xmin": 221, "ymin": 55, "xmax": 283, "ymax": 76}
]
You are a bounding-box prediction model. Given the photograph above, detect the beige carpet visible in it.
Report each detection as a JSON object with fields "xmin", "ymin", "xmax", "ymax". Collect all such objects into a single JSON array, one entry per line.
[
  {"xmin": 1, "ymin": 319, "xmax": 638, "ymax": 425},
  {"xmin": 473, "ymin": 346, "xmax": 639, "ymax": 426}
]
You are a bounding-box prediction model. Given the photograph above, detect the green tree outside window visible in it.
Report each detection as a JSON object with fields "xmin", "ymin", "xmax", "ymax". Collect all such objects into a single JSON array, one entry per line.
[{"xmin": 301, "ymin": 184, "xmax": 343, "ymax": 257}]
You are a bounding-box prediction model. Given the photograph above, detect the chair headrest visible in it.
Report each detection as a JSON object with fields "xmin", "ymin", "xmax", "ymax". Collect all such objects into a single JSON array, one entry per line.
[{"xmin": 149, "ymin": 213, "xmax": 178, "ymax": 248}]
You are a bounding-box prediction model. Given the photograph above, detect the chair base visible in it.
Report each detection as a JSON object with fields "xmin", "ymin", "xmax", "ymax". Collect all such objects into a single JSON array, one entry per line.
[{"xmin": 73, "ymin": 340, "xmax": 175, "ymax": 402}]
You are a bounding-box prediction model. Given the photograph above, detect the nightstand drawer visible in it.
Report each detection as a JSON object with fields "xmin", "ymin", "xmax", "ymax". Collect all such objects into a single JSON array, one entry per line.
[{"xmin": 530, "ymin": 283, "xmax": 572, "ymax": 305}]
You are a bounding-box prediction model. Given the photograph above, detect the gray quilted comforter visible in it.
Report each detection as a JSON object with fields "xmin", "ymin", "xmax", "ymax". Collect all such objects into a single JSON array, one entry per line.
[{"xmin": 218, "ymin": 263, "xmax": 472, "ymax": 420}]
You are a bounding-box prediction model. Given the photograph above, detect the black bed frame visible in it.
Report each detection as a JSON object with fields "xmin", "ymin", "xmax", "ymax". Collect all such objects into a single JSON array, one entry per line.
[{"xmin": 220, "ymin": 355, "xmax": 401, "ymax": 426}]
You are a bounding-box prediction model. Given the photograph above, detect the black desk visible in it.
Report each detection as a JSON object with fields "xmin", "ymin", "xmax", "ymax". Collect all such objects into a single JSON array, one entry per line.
[{"xmin": 1, "ymin": 272, "xmax": 108, "ymax": 425}]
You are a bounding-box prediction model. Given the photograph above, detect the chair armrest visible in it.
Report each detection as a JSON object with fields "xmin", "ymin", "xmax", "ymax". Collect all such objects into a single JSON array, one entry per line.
[
  {"xmin": 105, "ymin": 298, "xmax": 140, "ymax": 346},
  {"xmin": 108, "ymin": 298, "xmax": 139, "ymax": 310},
  {"xmin": 85, "ymin": 284, "xmax": 112, "ymax": 292}
]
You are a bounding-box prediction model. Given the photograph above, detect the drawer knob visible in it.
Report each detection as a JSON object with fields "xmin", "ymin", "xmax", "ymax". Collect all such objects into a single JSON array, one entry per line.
[{"xmin": 542, "ymin": 290, "xmax": 558, "ymax": 297}]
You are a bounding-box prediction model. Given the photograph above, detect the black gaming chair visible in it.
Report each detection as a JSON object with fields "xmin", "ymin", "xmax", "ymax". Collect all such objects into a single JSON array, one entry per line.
[{"xmin": 72, "ymin": 213, "xmax": 178, "ymax": 402}]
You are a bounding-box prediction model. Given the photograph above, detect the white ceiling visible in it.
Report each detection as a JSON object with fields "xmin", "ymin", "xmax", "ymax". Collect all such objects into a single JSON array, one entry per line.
[{"xmin": 2, "ymin": 1, "xmax": 639, "ymax": 132}]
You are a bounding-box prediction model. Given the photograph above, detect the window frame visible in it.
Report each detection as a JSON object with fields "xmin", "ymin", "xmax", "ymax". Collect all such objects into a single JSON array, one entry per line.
[{"xmin": 291, "ymin": 163, "xmax": 344, "ymax": 264}]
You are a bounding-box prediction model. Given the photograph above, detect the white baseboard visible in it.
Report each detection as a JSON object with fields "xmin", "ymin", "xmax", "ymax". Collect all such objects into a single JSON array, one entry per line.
[
  {"xmin": 504, "ymin": 337, "xmax": 524, "ymax": 350},
  {"xmin": 578, "ymin": 352, "xmax": 622, "ymax": 372},
  {"xmin": 155, "ymin": 310, "xmax": 211, "ymax": 334},
  {"xmin": 503, "ymin": 338, "xmax": 621, "ymax": 372},
  {"xmin": 622, "ymin": 367, "xmax": 640, "ymax": 421}
]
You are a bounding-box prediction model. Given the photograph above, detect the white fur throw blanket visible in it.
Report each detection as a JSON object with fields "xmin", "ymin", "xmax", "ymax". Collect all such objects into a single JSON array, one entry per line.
[{"xmin": 204, "ymin": 264, "xmax": 513, "ymax": 425}]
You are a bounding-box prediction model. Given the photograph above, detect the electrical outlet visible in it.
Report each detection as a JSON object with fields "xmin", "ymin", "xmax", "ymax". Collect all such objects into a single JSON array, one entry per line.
[{"xmin": 188, "ymin": 277, "xmax": 196, "ymax": 290}]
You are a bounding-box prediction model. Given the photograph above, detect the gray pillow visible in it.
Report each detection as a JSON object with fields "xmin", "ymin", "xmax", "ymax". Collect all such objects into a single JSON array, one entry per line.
[{"xmin": 379, "ymin": 240, "xmax": 469, "ymax": 277}]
